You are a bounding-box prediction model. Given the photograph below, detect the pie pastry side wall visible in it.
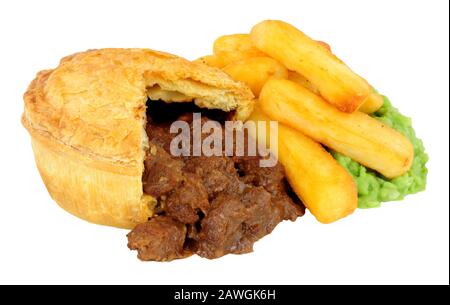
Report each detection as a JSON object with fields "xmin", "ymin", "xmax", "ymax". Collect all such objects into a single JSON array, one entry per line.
[{"xmin": 26, "ymin": 116, "xmax": 155, "ymax": 229}]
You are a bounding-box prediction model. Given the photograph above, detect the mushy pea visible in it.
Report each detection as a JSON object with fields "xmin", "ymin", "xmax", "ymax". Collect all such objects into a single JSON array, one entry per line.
[{"xmin": 332, "ymin": 96, "xmax": 428, "ymax": 208}]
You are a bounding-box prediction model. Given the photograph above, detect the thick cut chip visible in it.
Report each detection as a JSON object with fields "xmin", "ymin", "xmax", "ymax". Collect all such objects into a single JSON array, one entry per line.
[
  {"xmin": 259, "ymin": 79, "xmax": 414, "ymax": 178},
  {"xmin": 251, "ymin": 20, "xmax": 372, "ymax": 113},
  {"xmin": 359, "ymin": 93, "xmax": 384, "ymax": 113},
  {"xmin": 289, "ymin": 71, "xmax": 383, "ymax": 114},
  {"xmin": 223, "ymin": 57, "xmax": 288, "ymax": 96},
  {"xmin": 213, "ymin": 34, "xmax": 266, "ymax": 66}
]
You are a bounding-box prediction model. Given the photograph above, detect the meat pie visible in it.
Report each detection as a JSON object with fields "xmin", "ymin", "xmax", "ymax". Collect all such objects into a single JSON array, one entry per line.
[{"xmin": 22, "ymin": 48, "xmax": 304, "ymax": 261}]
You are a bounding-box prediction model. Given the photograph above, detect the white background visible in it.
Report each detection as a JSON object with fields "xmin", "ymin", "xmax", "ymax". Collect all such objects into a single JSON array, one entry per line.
[{"xmin": 0, "ymin": 0, "xmax": 448, "ymax": 285}]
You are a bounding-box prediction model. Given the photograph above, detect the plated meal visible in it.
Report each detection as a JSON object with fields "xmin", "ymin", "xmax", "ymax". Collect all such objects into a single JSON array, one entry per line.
[{"xmin": 22, "ymin": 20, "xmax": 428, "ymax": 261}]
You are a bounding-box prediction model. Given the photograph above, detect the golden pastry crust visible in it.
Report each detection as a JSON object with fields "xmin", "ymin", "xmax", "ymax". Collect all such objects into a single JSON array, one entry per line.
[{"xmin": 22, "ymin": 48, "xmax": 254, "ymax": 229}]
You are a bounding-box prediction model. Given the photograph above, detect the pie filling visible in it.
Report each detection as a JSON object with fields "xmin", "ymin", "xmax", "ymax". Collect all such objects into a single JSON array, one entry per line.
[{"xmin": 127, "ymin": 100, "xmax": 305, "ymax": 261}]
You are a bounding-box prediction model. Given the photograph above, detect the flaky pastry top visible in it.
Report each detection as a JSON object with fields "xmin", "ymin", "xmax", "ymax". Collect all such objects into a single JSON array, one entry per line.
[{"xmin": 23, "ymin": 49, "xmax": 254, "ymax": 175}]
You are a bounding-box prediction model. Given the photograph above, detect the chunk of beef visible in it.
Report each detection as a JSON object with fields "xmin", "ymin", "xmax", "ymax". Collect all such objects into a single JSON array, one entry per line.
[
  {"xmin": 183, "ymin": 156, "xmax": 241, "ymax": 199},
  {"xmin": 196, "ymin": 187, "xmax": 303, "ymax": 259},
  {"xmin": 127, "ymin": 216, "xmax": 187, "ymax": 262},
  {"xmin": 142, "ymin": 147, "xmax": 183, "ymax": 197},
  {"xmin": 234, "ymin": 156, "xmax": 286, "ymax": 194},
  {"xmin": 165, "ymin": 173, "xmax": 209, "ymax": 224}
]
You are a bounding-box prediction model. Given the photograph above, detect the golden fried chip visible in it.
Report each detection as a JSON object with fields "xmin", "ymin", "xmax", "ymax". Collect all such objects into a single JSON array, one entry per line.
[
  {"xmin": 289, "ymin": 71, "xmax": 383, "ymax": 114},
  {"xmin": 259, "ymin": 79, "xmax": 414, "ymax": 178},
  {"xmin": 251, "ymin": 20, "xmax": 372, "ymax": 113},
  {"xmin": 359, "ymin": 93, "xmax": 384, "ymax": 113},
  {"xmin": 288, "ymin": 71, "xmax": 320, "ymax": 95},
  {"xmin": 213, "ymin": 34, "xmax": 266, "ymax": 66},
  {"xmin": 223, "ymin": 57, "xmax": 288, "ymax": 96}
]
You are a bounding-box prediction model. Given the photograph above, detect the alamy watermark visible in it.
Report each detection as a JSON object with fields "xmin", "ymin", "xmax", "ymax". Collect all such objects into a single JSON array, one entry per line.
[{"xmin": 168, "ymin": 113, "xmax": 278, "ymax": 167}]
